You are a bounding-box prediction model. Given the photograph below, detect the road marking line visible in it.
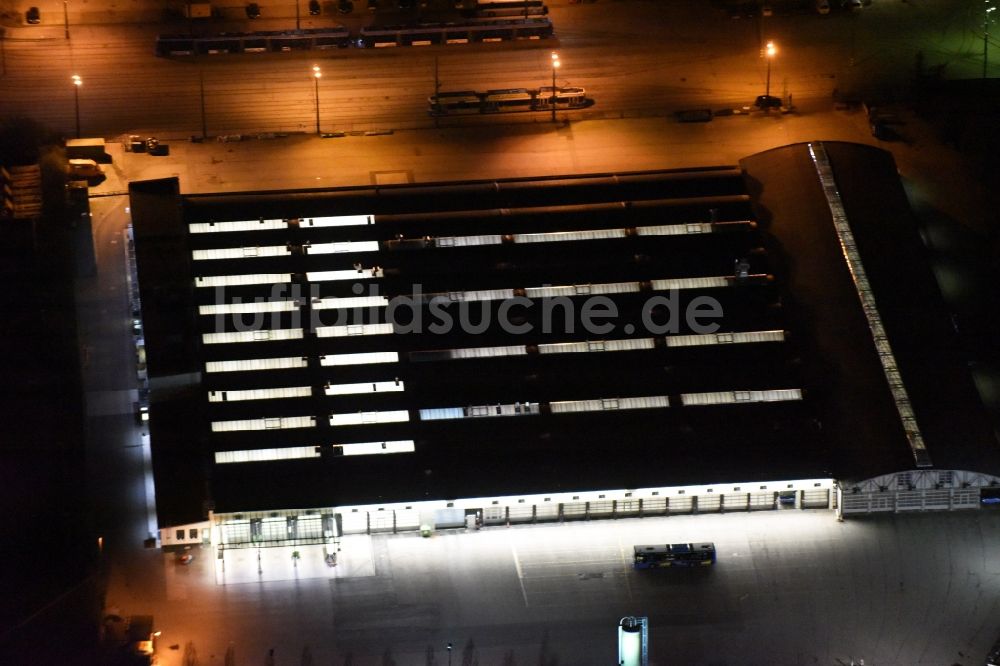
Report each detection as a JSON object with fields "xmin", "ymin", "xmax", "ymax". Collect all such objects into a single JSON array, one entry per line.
[
  {"xmin": 511, "ymin": 544, "xmax": 529, "ymax": 608},
  {"xmin": 618, "ymin": 538, "xmax": 634, "ymax": 602}
]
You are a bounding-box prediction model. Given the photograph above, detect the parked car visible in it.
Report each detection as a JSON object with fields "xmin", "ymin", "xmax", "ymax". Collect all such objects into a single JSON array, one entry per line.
[
  {"xmin": 142, "ymin": 137, "xmax": 168, "ymax": 156},
  {"xmin": 67, "ymin": 158, "xmax": 103, "ymax": 179},
  {"xmin": 754, "ymin": 95, "xmax": 783, "ymax": 109},
  {"xmin": 308, "ymin": 0, "xmax": 321, "ymax": 14},
  {"xmin": 25, "ymin": 6, "xmax": 41, "ymax": 23},
  {"xmin": 121, "ymin": 134, "xmax": 144, "ymax": 152},
  {"xmin": 815, "ymin": 0, "xmax": 830, "ymax": 14},
  {"xmin": 675, "ymin": 108, "xmax": 713, "ymax": 123},
  {"xmin": 842, "ymin": 0, "xmax": 861, "ymax": 9},
  {"xmin": 337, "ymin": 0, "xmax": 354, "ymax": 12},
  {"xmin": 246, "ymin": 2, "xmax": 260, "ymax": 18}
]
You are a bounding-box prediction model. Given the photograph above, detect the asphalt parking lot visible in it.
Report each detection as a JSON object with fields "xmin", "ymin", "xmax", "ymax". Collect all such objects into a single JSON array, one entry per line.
[{"xmin": 123, "ymin": 509, "xmax": 1000, "ymax": 666}]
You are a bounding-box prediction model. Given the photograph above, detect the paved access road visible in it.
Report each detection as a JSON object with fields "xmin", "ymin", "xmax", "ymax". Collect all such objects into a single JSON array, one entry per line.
[{"xmin": 0, "ymin": 0, "xmax": 992, "ymax": 138}]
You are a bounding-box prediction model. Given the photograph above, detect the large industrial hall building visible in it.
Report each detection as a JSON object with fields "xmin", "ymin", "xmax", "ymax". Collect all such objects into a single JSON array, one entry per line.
[{"xmin": 127, "ymin": 141, "xmax": 1000, "ymax": 552}]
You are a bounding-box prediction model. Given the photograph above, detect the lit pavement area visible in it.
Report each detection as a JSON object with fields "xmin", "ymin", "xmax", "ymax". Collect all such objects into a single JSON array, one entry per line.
[
  {"xmin": 94, "ymin": 107, "xmax": 878, "ymax": 193},
  {"xmin": 105, "ymin": 510, "xmax": 1000, "ymax": 666},
  {"xmin": 212, "ymin": 537, "xmax": 374, "ymax": 585},
  {"xmin": 0, "ymin": 0, "xmax": 996, "ymax": 136}
]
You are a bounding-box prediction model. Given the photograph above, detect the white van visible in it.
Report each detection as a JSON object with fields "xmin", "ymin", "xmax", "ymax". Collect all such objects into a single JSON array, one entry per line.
[
  {"xmin": 67, "ymin": 158, "xmax": 103, "ymax": 179},
  {"xmin": 815, "ymin": 0, "xmax": 830, "ymax": 13}
]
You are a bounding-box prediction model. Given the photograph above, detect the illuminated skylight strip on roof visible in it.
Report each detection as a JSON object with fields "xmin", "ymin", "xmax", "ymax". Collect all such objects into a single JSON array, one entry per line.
[
  {"xmin": 215, "ymin": 447, "xmax": 320, "ymax": 463},
  {"xmin": 212, "ymin": 416, "xmax": 317, "ymax": 432},
  {"xmin": 209, "ymin": 386, "xmax": 313, "ymax": 402},
  {"xmin": 199, "ymin": 300, "xmax": 298, "ymax": 315},
  {"xmin": 423, "ymin": 276, "xmax": 730, "ymax": 304},
  {"xmin": 299, "ymin": 215, "xmax": 374, "ymax": 227},
  {"xmin": 538, "ymin": 338, "xmax": 656, "ymax": 353},
  {"xmin": 679, "ymin": 389, "xmax": 803, "ymax": 406},
  {"xmin": 192, "ymin": 246, "xmax": 290, "ymax": 260},
  {"xmin": 325, "ymin": 380, "xmax": 404, "ymax": 396},
  {"xmin": 436, "ymin": 234, "xmax": 504, "ymax": 247},
  {"xmin": 213, "ymin": 439, "xmax": 415, "ymax": 464},
  {"xmin": 338, "ymin": 440, "xmax": 414, "ymax": 455},
  {"xmin": 514, "ymin": 228, "xmax": 628, "ymax": 243},
  {"xmin": 316, "ymin": 323, "xmax": 394, "ymax": 338},
  {"xmin": 319, "ymin": 351, "xmax": 399, "ymax": 366},
  {"xmin": 399, "ymin": 222, "xmax": 725, "ymax": 250},
  {"xmin": 650, "ymin": 277, "xmax": 730, "ymax": 290},
  {"xmin": 329, "ymin": 410, "xmax": 410, "ymax": 426},
  {"xmin": 189, "ymin": 219, "xmax": 287, "ymax": 234},
  {"xmin": 447, "ymin": 345, "xmax": 526, "ymax": 359},
  {"xmin": 635, "ymin": 223, "xmax": 714, "ymax": 235},
  {"xmin": 313, "ymin": 296, "xmax": 389, "ymax": 310},
  {"xmin": 524, "ymin": 282, "xmax": 640, "ymax": 298},
  {"xmin": 202, "ymin": 328, "xmax": 304, "ymax": 344},
  {"xmin": 420, "ymin": 402, "xmax": 540, "ymax": 420},
  {"xmin": 306, "ymin": 241, "xmax": 380, "ymax": 255},
  {"xmin": 206, "ymin": 356, "xmax": 309, "ymax": 373},
  {"xmin": 407, "ymin": 346, "xmax": 526, "ymax": 362},
  {"xmin": 195, "ymin": 274, "xmax": 292, "ymax": 288},
  {"xmin": 665, "ymin": 330, "xmax": 786, "ymax": 347},
  {"xmin": 307, "ymin": 267, "xmax": 384, "ymax": 281},
  {"xmin": 809, "ymin": 141, "xmax": 931, "ymax": 468},
  {"xmin": 549, "ymin": 395, "xmax": 670, "ymax": 413},
  {"xmin": 437, "ymin": 288, "xmax": 517, "ymax": 302}
]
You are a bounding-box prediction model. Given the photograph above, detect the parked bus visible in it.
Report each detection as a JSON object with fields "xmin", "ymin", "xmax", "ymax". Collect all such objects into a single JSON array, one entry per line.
[
  {"xmin": 475, "ymin": 0, "xmax": 545, "ymax": 7},
  {"xmin": 471, "ymin": 0, "xmax": 548, "ymax": 18},
  {"xmin": 357, "ymin": 16, "xmax": 552, "ymax": 47},
  {"xmin": 156, "ymin": 27, "xmax": 350, "ymax": 56},
  {"xmin": 633, "ymin": 542, "xmax": 716, "ymax": 568},
  {"xmin": 429, "ymin": 86, "xmax": 589, "ymax": 115}
]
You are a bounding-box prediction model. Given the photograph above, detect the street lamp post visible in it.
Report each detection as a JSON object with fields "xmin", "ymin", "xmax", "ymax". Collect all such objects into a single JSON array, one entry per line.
[
  {"xmin": 986, "ymin": 1, "xmax": 997, "ymax": 79},
  {"xmin": 64, "ymin": 0, "xmax": 70, "ymax": 40},
  {"xmin": 199, "ymin": 68, "xmax": 208, "ymax": 140},
  {"xmin": 764, "ymin": 40, "xmax": 777, "ymax": 109},
  {"xmin": 550, "ymin": 51, "xmax": 560, "ymax": 123},
  {"xmin": 446, "ymin": 642, "xmax": 453, "ymax": 666},
  {"xmin": 72, "ymin": 74, "xmax": 82, "ymax": 137},
  {"xmin": 312, "ymin": 65, "xmax": 322, "ymax": 135}
]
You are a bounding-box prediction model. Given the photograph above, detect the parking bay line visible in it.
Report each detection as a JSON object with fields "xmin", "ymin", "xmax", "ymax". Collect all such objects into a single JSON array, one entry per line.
[{"xmin": 510, "ymin": 544, "xmax": 530, "ymax": 608}]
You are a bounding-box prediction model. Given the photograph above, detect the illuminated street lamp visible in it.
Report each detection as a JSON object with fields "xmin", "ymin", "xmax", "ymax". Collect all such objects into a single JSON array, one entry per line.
[
  {"xmin": 986, "ymin": 0, "xmax": 997, "ymax": 79},
  {"xmin": 550, "ymin": 51, "xmax": 560, "ymax": 123},
  {"xmin": 764, "ymin": 40, "xmax": 777, "ymax": 109},
  {"xmin": 312, "ymin": 64, "xmax": 322, "ymax": 135},
  {"xmin": 72, "ymin": 74, "xmax": 82, "ymax": 137}
]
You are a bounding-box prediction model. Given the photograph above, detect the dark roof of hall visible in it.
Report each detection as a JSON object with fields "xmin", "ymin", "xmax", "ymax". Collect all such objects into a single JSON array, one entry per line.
[
  {"xmin": 130, "ymin": 148, "xmax": 999, "ymax": 525},
  {"xmin": 741, "ymin": 142, "xmax": 1000, "ymax": 478}
]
